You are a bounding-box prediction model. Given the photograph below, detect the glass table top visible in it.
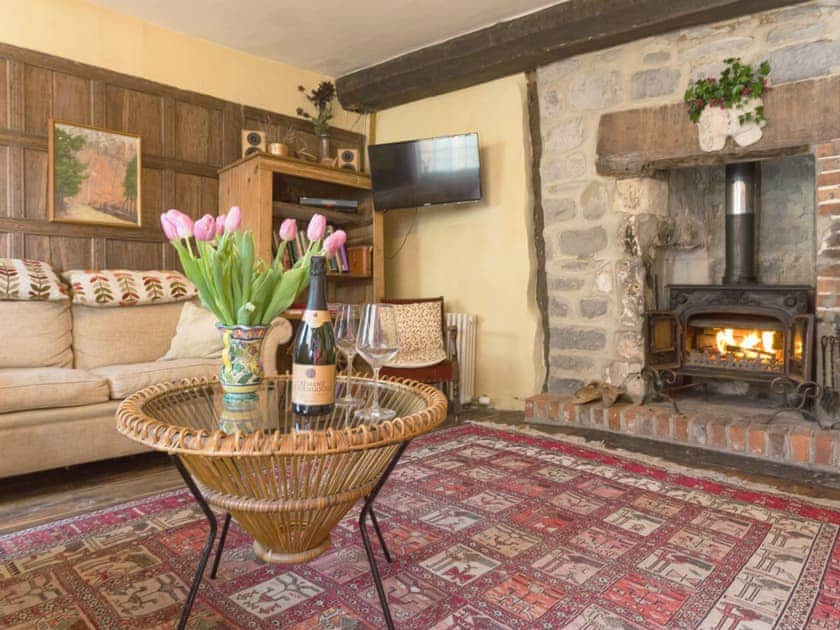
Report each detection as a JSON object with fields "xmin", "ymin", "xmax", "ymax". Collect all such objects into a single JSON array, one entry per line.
[{"xmin": 128, "ymin": 375, "xmax": 434, "ymax": 439}]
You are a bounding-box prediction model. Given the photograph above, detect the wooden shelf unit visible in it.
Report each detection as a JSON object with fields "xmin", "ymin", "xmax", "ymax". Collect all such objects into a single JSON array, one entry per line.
[
  {"xmin": 218, "ymin": 152, "xmax": 384, "ymax": 303},
  {"xmin": 271, "ymin": 201, "xmax": 368, "ymax": 227}
]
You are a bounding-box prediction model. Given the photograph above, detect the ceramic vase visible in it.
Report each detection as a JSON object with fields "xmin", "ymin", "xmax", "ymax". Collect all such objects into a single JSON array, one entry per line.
[{"xmin": 217, "ymin": 324, "xmax": 268, "ymax": 432}]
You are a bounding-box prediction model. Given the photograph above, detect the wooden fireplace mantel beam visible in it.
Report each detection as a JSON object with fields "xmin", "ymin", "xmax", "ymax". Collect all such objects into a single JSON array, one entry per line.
[
  {"xmin": 596, "ymin": 75, "xmax": 840, "ymax": 176},
  {"xmin": 335, "ymin": 0, "xmax": 809, "ymax": 113}
]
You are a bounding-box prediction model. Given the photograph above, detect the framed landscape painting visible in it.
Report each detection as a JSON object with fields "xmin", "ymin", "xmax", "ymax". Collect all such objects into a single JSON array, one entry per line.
[{"xmin": 49, "ymin": 120, "xmax": 142, "ymax": 227}]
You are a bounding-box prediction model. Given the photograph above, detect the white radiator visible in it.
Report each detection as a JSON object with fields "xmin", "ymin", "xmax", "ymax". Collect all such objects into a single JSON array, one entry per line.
[{"xmin": 446, "ymin": 313, "xmax": 477, "ymax": 404}]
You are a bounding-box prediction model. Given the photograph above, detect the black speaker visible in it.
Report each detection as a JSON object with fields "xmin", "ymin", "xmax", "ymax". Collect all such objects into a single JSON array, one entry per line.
[{"xmin": 241, "ymin": 130, "xmax": 266, "ymax": 157}]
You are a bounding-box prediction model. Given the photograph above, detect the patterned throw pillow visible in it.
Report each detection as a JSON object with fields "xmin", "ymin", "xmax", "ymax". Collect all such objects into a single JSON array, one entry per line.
[
  {"xmin": 386, "ymin": 301, "xmax": 448, "ymax": 368},
  {"xmin": 0, "ymin": 258, "xmax": 68, "ymax": 301},
  {"xmin": 62, "ymin": 269, "xmax": 198, "ymax": 307}
]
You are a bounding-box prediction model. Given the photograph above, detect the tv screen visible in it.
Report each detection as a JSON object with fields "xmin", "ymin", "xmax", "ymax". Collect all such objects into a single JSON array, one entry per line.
[{"xmin": 368, "ymin": 133, "xmax": 481, "ymax": 211}]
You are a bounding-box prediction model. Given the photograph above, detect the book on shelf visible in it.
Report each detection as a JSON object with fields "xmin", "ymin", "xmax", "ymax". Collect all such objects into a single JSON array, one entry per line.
[
  {"xmin": 299, "ymin": 197, "xmax": 359, "ymax": 212},
  {"xmin": 337, "ymin": 244, "xmax": 350, "ymax": 272},
  {"xmin": 276, "ymin": 219, "xmax": 350, "ymax": 274},
  {"xmin": 346, "ymin": 245, "xmax": 373, "ymax": 276}
]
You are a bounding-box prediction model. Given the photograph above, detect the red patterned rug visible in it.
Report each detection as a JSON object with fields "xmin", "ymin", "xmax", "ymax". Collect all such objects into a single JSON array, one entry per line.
[{"xmin": 3, "ymin": 423, "xmax": 840, "ymax": 629}]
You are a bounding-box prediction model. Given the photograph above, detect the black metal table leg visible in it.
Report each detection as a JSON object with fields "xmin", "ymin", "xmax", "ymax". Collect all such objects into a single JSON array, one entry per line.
[
  {"xmin": 210, "ymin": 513, "xmax": 231, "ymax": 579},
  {"xmin": 366, "ymin": 501, "xmax": 391, "ymax": 563},
  {"xmin": 172, "ymin": 455, "xmax": 218, "ymax": 630},
  {"xmin": 359, "ymin": 441, "xmax": 410, "ymax": 630},
  {"xmin": 172, "ymin": 440, "xmax": 410, "ymax": 630}
]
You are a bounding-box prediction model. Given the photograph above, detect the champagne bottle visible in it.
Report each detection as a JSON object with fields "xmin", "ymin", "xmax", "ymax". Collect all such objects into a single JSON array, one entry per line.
[{"xmin": 291, "ymin": 256, "xmax": 336, "ymax": 416}]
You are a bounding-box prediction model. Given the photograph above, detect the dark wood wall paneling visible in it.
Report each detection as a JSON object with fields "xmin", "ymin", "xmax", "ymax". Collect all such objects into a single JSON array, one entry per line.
[{"xmin": 0, "ymin": 43, "xmax": 365, "ymax": 271}]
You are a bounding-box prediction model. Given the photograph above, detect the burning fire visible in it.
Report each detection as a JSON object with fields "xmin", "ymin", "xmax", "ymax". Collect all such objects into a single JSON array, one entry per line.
[
  {"xmin": 715, "ymin": 328, "xmax": 777, "ymax": 358},
  {"xmin": 688, "ymin": 324, "xmax": 784, "ymax": 372}
]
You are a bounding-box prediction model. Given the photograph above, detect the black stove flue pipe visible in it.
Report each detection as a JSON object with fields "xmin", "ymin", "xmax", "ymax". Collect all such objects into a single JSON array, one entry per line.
[{"xmin": 723, "ymin": 162, "xmax": 760, "ymax": 285}]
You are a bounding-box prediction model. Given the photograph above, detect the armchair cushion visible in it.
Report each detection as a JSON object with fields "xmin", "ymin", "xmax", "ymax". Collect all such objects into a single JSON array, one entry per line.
[{"xmin": 384, "ymin": 301, "xmax": 447, "ymax": 368}]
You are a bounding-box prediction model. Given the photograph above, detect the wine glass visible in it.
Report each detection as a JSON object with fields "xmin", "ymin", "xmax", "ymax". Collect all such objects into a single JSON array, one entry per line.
[
  {"xmin": 354, "ymin": 303, "xmax": 400, "ymax": 423},
  {"xmin": 334, "ymin": 304, "xmax": 363, "ymax": 408}
]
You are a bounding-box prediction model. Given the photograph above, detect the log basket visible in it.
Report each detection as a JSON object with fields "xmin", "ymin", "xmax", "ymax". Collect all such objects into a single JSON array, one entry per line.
[{"xmin": 116, "ymin": 374, "xmax": 447, "ymax": 564}]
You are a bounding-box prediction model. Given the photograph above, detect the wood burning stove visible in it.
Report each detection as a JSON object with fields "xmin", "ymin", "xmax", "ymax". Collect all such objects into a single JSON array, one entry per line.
[
  {"xmin": 643, "ymin": 161, "xmax": 816, "ymax": 394},
  {"xmin": 646, "ymin": 284, "xmax": 814, "ymax": 383}
]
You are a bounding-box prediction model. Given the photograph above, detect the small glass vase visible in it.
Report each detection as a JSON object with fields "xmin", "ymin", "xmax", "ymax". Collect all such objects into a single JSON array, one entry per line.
[
  {"xmin": 318, "ymin": 133, "xmax": 331, "ymax": 162},
  {"xmin": 217, "ymin": 324, "xmax": 268, "ymax": 433}
]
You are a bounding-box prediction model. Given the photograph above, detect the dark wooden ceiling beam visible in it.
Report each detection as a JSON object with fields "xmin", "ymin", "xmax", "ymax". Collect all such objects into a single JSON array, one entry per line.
[
  {"xmin": 336, "ymin": 0, "xmax": 809, "ymax": 112},
  {"xmin": 596, "ymin": 74, "xmax": 840, "ymax": 176}
]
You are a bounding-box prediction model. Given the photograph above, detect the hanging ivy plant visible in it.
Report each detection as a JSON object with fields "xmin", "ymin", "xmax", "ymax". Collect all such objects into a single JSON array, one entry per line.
[{"xmin": 684, "ymin": 57, "xmax": 771, "ymax": 125}]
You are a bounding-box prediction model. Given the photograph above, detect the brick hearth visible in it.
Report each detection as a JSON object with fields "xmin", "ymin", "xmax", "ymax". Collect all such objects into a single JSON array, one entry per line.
[{"xmin": 524, "ymin": 393, "xmax": 840, "ymax": 471}]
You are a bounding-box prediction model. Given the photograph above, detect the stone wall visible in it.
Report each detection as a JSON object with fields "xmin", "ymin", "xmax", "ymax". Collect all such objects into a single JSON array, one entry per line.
[
  {"xmin": 537, "ymin": 1, "xmax": 840, "ymax": 395},
  {"xmin": 659, "ymin": 155, "xmax": 816, "ymax": 300}
]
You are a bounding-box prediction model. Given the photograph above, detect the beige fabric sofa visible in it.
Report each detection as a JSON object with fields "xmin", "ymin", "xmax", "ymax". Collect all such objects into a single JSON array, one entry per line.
[{"xmin": 0, "ymin": 299, "xmax": 292, "ymax": 478}]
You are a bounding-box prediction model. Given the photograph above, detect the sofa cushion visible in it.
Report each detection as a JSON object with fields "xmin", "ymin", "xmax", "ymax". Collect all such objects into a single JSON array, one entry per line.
[
  {"xmin": 62, "ymin": 269, "xmax": 196, "ymax": 306},
  {"xmin": 161, "ymin": 302, "xmax": 223, "ymax": 360},
  {"xmin": 0, "ymin": 301, "xmax": 73, "ymax": 368},
  {"xmin": 0, "ymin": 258, "xmax": 68, "ymax": 301},
  {"xmin": 0, "ymin": 367, "xmax": 110, "ymax": 413},
  {"xmin": 0, "ymin": 401, "xmax": 149, "ymax": 479},
  {"xmin": 72, "ymin": 301, "xmax": 186, "ymax": 369},
  {"xmin": 91, "ymin": 358, "xmax": 218, "ymax": 399}
]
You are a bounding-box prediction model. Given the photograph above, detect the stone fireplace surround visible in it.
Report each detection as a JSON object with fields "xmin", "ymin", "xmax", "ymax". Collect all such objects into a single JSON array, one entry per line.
[
  {"xmin": 526, "ymin": 1, "xmax": 840, "ymax": 469},
  {"xmin": 528, "ymin": 139, "xmax": 840, "ymax": 471}
]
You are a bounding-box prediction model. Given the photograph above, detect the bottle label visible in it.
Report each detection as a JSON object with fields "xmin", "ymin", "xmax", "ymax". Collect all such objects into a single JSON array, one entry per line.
[
  {"xmin": 292, "ymin": 363, "xmax": 336, "ymax": 406},
  {"xmin": 302, "ymin": 309, "xmax": 331, "ymax": 328}
]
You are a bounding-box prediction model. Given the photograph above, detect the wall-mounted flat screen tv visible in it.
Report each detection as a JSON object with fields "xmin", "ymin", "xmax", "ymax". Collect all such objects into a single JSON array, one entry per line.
[{"xmin": 368, "ymin": 133, "xmax": 481, "ymax": 211}]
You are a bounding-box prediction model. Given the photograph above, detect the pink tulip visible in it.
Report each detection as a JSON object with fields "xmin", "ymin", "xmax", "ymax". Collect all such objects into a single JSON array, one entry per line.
[
  {"xmin": 164, "ymin": 208, "xmax": 185, "ymax": 222},
  {"xmin": 215, "ymin": 213, "xmax": 226, "ymax": 237},
  {"xmin": 224, "ymin": 206, "xmax": 242, "ymax": 232},
  {"xmin": 307, "ymin": 213, "xmax": 327, "ymax": 241},
  {"xmin": 194, "ymin": 214, "xmax": 216, "ymax": 241},
  {"xmin": 324, "ymin": 229, "xmax": 347, "ymax": 256},
  {"xmin": 164, "ymin": 209, "xmax": 194, "ymax": 239},
  {"xmin": 160, "ymin": 213, "xmax": 178, "ymax": 240},
  {"xmin": 173, "ymin": 213, "xmax": 194, "ymax": 239},
  {"xmin": 278, "ymin": 218, "xmax": 297, "ymax": 241}
]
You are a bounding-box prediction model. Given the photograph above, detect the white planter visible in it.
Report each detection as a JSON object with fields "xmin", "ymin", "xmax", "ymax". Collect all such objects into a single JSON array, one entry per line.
[
  {"xmin": 728, "ymin": 97, "xmax": 765, "ymax": 147},
  {"xmin": 697, "ymin": 97, "xmax": 765, "ymax": 152},
  {"xmin": 698, "ymin": 106, "xmax": 730, "ymax": 152}
]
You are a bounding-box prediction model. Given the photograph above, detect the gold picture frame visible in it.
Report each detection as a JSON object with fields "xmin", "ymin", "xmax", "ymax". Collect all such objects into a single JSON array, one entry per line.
[{"xmin": 48, "ymin": 119, "xmax": 142, "ymax": 228}]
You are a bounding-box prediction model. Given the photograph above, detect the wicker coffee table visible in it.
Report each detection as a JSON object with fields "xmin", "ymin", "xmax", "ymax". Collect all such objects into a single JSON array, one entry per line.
[{"xmin": 117, "ymin": 375, "xmax": 447, "ymax": 629}]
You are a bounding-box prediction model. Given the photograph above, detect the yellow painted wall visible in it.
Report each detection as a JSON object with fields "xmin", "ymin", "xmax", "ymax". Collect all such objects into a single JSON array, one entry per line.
[
  {"xmin": 375, "ymin": 75, "xmax": 542, "ymax": 410},
  {"xmin": 0, "ymin": 0, "xmax": 361, "ymax": 130}
]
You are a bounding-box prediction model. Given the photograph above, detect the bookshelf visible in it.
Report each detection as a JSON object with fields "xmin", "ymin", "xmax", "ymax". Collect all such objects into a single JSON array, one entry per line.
[
  {"xmin": 271, "ymin": 202, "xmax": 368, "ymax": 227},
  {"xmin": 218, "ymin": 152, "xmax": 384, "ymax": 305}
]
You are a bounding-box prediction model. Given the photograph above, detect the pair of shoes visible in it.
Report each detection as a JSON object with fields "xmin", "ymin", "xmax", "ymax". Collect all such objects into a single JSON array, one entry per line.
[{"xmin": 572, "ymin": 381, "xmax": 624, "ymax": 408}]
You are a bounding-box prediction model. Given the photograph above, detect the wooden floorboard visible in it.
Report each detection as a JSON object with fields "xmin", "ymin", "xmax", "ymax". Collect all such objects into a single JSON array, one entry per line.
[
  {"xmin": 0, "ymin": 452, "xmax": 181, "ymax": 535},
  {"xmin": 2, "ymin": 408, "xmax": 839, "ymax": 535}
]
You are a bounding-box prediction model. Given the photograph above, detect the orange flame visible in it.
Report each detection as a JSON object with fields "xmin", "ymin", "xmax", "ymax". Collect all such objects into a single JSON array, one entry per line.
[{"xmin": 715, "ymin": 328, "xmax": 776, "ymax": 356}]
